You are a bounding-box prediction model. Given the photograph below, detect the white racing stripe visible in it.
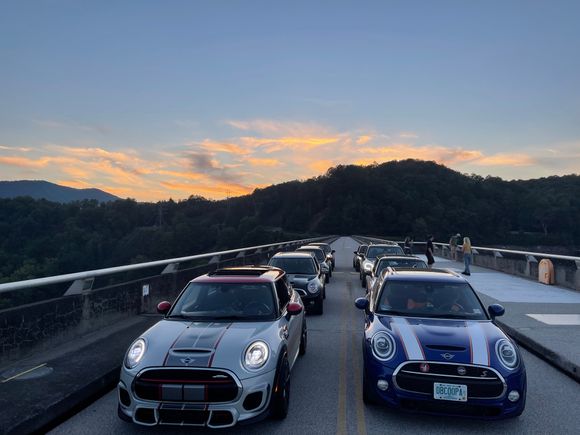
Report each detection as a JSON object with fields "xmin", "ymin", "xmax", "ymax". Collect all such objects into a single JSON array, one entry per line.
[
  {"xmin": 467, "ymin": 321, "xmax": 489, "ymax": 365},
  {"xmin": 392, "ymin": 317, "xmax": 425, "ymax": 360}
]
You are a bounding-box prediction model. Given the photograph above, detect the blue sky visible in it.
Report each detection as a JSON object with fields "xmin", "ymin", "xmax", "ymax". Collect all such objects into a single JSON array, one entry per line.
[{"xmin": 1, "ymin": 1, "xmax": 579, "ymax": 200}]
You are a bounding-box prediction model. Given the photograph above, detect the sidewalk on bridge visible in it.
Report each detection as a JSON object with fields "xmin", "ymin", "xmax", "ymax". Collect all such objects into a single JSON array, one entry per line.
[
  {"xmin": 432, "ymin": 256, "xmax": 580, "ymax": 383},
  {"xmin": 0, "ymin": 315, "xmax": 159, "ymax": 435}
]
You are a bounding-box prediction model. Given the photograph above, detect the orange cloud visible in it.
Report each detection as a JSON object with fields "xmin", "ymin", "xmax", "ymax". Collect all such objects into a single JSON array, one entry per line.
[
  {"xmin": 246, "ymin": 157, "xmax": 282, "ymax": 167},
  {"xmin": 308, "ymin": 160, "xmax": 334, "ymax": 173},
  {"xmin": 356, "ymin": 135, "xmax": 372, "ymax": 145},
  {"xmin": 0, "ymin": 156, "xmax": 50, "ymax": 168},
  {"xmin": 199, "ymin": 140, "xmax": 250, "ymax": 155},
  {"xmin": 474, "ymin": 154, "xmax": 536, "ymax": 167}
]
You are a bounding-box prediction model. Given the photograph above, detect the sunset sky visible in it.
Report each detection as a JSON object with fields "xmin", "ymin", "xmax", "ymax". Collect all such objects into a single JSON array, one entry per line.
[{"xmin": 1, "ymin": 1, "xmax": 579, "ymax": 202}]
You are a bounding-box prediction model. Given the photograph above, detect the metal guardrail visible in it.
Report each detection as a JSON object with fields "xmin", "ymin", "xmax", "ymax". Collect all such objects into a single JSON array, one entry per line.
[{"xmin": 0, "ymin": 236, "xmax": 332, "ymax": 295}]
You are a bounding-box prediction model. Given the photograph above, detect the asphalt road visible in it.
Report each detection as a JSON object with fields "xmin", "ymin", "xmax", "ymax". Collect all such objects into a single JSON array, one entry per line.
[{"xmin": 50, "ymin": 237, "xmax": 580, "ymax": 435}]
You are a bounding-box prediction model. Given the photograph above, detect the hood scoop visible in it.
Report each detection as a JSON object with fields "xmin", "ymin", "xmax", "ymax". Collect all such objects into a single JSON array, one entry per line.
[
  {"xmin": 426, "ymin": 345, "xmax": 466, "ymax": 352},
  {"xmin": 171, "ymin": 348, "xmax": 212, "ymax": 354}
]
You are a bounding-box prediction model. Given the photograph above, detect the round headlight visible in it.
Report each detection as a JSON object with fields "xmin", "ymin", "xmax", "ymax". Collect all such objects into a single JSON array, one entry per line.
[
  {"xmin": 496, "ymin": 339, "xmax": 518, "ymax": 369},
  {"xmin": 244, "ymin": 340, "xmax": 269, "ymax": 371},
  {"xmin": 125, "ymin": 338, "xmax": 146, "ymax": 369},
  {"xmin": 371, "ymin": 332, "xmax": 396, "ymax": 361},
  {"xmin": 307, "ymin": 280, "xmax": 319, "ymax": 294},
  {"xmin": 364, "ymin": 262, "xmax": 373, "ymax": 272}
]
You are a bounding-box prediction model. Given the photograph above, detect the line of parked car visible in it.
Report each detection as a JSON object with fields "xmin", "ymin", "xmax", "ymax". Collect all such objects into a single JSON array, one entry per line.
[{"xmin": 117, "ymin": 240, "xmax": 526, "ymax": 428}]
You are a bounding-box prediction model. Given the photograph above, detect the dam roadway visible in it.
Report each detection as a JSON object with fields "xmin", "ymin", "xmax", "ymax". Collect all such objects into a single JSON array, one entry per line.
[{"xmin": 49, "ymin": 237, "xmax": 580, "ymax": 435}]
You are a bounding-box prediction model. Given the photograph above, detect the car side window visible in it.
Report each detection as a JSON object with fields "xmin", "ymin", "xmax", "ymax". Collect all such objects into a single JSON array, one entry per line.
[{"xmin": 275, "ymin": 279, "xmax": 291, "ymax": 311}]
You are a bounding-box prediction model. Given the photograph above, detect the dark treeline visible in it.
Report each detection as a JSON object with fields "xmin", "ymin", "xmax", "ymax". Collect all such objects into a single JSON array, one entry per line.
[{"xmin": 1, "ymin": 159, "xmax": 579, "ymax": 284}]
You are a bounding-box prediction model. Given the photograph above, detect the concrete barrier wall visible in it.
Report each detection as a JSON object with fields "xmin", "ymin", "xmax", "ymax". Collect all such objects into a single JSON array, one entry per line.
[
  {"xmin": 0, "ymin": 247, "xmax": 289, "ymax": 365},
  {"xmin": 435, "ymin": 245, "xmax": 580, "ymax": 291}
]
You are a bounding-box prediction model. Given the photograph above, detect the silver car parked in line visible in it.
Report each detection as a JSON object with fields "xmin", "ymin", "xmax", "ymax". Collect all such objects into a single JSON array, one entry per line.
[{"xmin": 118, "ymin": 266, "xmax": 306, "ymax": 428}]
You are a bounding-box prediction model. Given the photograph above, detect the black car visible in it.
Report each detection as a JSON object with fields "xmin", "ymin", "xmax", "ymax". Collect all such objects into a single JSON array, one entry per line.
[
  {"xmin": 353, "ymin": 244, "xmax": 368, "ymax": 271},
  {"xmin": 308, "ymin": 242, "xmax": 336, "ymax": 270},
  {"xmin": 363, "ymin": 255, "xmax": 427, "ymax": 290},
  {"xmin": 268, "ymin": 252, "xmax": 325, "ymax": 314},
  {"xmin": 295, "ymin": 246, "xmax": 332, "ymax": 282},
  {"xmin": 359, "ymin": 244, "xmax": 405, "ymax": 284}
]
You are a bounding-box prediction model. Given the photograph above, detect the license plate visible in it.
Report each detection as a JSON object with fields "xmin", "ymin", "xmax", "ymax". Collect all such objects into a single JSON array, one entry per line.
[{"xmin": 433, "ymin": 382, "xmax": 467, "ymax": 402}]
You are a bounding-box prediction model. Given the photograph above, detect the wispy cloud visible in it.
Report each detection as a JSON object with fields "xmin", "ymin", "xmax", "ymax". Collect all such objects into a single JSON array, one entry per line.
[{"xmin": 33, "ymin": 119, "xmax": 110, "ymax": 135}]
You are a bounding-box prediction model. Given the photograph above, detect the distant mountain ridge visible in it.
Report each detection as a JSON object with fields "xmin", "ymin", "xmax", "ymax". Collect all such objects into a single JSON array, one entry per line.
[{"xmin": 0, "ymin": 180, "xmax": 119, "ymax": 203}]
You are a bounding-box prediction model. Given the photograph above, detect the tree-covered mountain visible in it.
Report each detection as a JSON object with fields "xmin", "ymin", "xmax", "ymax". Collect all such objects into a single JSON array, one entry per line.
[
  {"xmin": 0, "ymin": 180, "xmax": 119, "ymax": 203},
  {"xmin": 1, "ymin": 159, "xmax": 579, "ymax": 285}
]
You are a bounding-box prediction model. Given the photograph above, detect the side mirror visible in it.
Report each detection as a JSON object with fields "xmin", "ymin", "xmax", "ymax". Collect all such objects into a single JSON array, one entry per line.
[
  {"xmin": 157, "ymin": 301, "xmax": 172, "ymax": 315},
  {"xmin": 331, "ymin": 250, "xmax": 336, "ymax": 254},
  {"xmin": 287, "ymin": 302, "xmax": 303, "ymax": 316},
  {"xmin": 488, "ymin": 304, "xmax": 505, "ymax": 320},
  {"xmin": 354, "ymin": 297, "xmax": 369, "ymax": 310},
  {"xmin": 354, "ymin": 251, "xmax": 358, "ymax": 255}
]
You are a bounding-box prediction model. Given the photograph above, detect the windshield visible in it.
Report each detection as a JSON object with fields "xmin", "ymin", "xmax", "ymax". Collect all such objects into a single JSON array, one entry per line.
[
  {"xmin": 367, "ymin": 245, "xmax": 404, "ymax": 258},
  {"xmin": 310, "ymin": 244, "xmax": 330, "ymax": 254},
  {"xmin": 298, "ymin": 248, "xmax": 325, "ymax": 262},
  {"xmin": 376, "ymin": 259, "xmax": 427, "ymax": 274},
  {"xmin": 269, "ymin": 257, "xmax": 317, "ymax": 274},
  {"xmin": 169, "ymin": 282, "xmax": 276, "ymax": 320},
  {"xmin": 376, "ymin": 281, "xmax": 487, "ymax": 320}
]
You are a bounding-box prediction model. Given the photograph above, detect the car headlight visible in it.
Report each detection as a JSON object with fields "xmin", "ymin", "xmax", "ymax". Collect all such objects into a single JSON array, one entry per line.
[
  {"xmin": 243, "ymin": 340, "xmax": 269, "ymax": 371},
  {"xmin": 321, "ymin": 263, "xmax": 329, "ymax": 272},
  {"xmin": 125, "ymin": 338, "xmax": 146, "ymax": 369},
  {"xmin": 363, "ymin": 262, "xmax": 373, "ymax": 272},
  {"xmin": 371, "ymin": 332, "xmax": 396, "ymax": 361},
  {"xmin": 495, "ymin": 339, "xmax": 518, "ymax": 369},
  {"xmin": 307, "ymin": 279, "xmax": 319, "ymax": 294}
]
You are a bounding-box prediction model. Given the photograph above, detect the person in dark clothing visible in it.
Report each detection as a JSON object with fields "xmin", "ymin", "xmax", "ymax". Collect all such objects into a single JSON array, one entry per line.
[{"xmin": 425, "ymin": 235, "xmax": 435, "ymax": 268}]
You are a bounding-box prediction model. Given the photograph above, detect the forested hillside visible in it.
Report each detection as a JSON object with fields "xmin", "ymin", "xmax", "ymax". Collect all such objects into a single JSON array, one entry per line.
[{"xmin": 1, "ymin": 159, "xmax": 579, "ymax": 283}]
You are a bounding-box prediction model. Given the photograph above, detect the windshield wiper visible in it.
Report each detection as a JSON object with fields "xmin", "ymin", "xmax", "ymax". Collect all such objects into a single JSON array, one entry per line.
[
  {"xmin": 427, "ymin": 314, "xmax": 470, "ymax": 319},
  {"xmin": 377, "ymin": 310, "xmax": 407, "ymax": 316},
  {"xmin": 211, "ymin": 315, "xmax": 246, "ymax": 320}
]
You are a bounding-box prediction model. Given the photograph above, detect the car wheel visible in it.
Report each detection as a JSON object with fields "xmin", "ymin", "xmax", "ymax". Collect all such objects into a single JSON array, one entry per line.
[
  {"xmin": 354, "ymin": 262, "xmax": 359, "ymax": 272},
  {"xmin": 314, "ymin": 293, "xmax": 324, "ymax": 315},
  {"xmin": 323, "ymin": 285, "xmax": 326, "ymax": 299},
  {"xmin": 325, "ymin": 273, "xmax": 330, "ymax": 283},
  {"xmin": 299, "ymin": 322, "xmax": 307, "ymax": 355},
  {"xmin": 361, "ymin": 277, "xmax": 367, "ymax": 289},
  {"xmin": 362, "ymin": 365, "xmax": 377, "ymax": 405},
  {"xmin": 271, "ymin": 356, "xmax": 291, "ymax": 419}
]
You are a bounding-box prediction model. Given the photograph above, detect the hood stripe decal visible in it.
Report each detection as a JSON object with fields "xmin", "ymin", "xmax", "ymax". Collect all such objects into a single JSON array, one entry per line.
[
  {"xmin": 467, "ymin": 321, "xmax": 490, "ymax": 366},
  {"xmin": 392, "ymin": 317, "xmax": 425, "ymax": 360},
  {"xmin": 208, "ymin": 323, "xmax": 232, "ymax": 367}
]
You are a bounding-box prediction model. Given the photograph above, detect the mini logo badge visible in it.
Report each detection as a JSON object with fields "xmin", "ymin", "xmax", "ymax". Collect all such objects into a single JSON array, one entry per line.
[
  {"xmin": 441, "ymin": 353, "xmax": 455, "ymax": 360},
  {"xmin": 181, "ymin": 357, "xmax": 195, "ymax": 366},
  {"xmin": 419, "ymin": 363, "xmax": 430, "ymax": 373},
  {"xmin": 457, "ymin": 366, "xmax": 467, "ymax": 376}
]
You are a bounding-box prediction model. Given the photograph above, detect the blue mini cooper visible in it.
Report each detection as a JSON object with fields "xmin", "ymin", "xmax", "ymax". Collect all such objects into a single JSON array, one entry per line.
[{"xmin": 355, "ymin": 268, "xmax": 526, "ymax": 419}]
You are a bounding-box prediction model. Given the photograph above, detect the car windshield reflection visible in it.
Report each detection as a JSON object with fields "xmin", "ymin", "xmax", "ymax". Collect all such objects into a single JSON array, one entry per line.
[
  {"xmin": 376, "ymin": 281, "xmax": 487, "ymax": 320},
  {"xmin": 169, "ymin": 282, "xmax": 276, "ymax": 320}
]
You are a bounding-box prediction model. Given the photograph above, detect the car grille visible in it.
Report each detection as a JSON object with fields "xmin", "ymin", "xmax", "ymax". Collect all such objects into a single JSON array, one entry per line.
[
  {"xmin": 394, "ymin": 362, "xmax": 505, "ymax": 399},
  {"xmin": 134, "ymin": 368, "xmax": 240, "ymax": 403}
]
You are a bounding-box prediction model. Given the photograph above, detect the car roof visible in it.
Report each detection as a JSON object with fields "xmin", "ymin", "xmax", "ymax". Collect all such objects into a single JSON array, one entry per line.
[
  {"xmin": 368, "ymin": 243, "xmax": 401, "ymax": 248},
  {"xmin": 382, "ymin": 268, "xmax": 465, "ymax": 283},
  {"xmin": 309, "ymin": 242, "xmax": 330, "ymax": 247},
  {"xmin": 297, "ymin": 246, "xmax": 324, "ymax": 251},
  {"xmin": 193, "ymin": 266, "xmax": 284, "ymax": 284},
  {"xmin": 376, "ymin": 255, "xmax": 423, "ymax": 261},
  {"xmin": 271, "ymin": 251, "xmax": 316, "ymax": 259}
]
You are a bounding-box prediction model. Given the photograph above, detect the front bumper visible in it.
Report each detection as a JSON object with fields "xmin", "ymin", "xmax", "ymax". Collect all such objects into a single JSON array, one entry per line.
[
  {"xmin": 118, "ymin": 366, "xmax": 276, "ymax": 428},
  {"xmin": 293, "ymin": 287, "xmax": 322, "ymax": 308},
  {"xmin": 364, "ymin": 355, "xmax": 526, "ymax": 419}
]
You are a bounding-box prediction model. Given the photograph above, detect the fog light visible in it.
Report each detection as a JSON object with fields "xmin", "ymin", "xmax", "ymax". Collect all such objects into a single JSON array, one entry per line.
[
  {"xmin": 508, "ymin": 390, "xmax": 520, "ymax": 402},
  {"xmin": 377, "ymin": 379, "xmax": 389, "ymax": 391}
]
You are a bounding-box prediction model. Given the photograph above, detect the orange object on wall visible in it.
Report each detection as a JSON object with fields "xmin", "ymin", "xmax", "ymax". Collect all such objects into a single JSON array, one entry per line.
[{"xmin": 538, "ymin": 259, "xmax": 555, "ymax": 285}]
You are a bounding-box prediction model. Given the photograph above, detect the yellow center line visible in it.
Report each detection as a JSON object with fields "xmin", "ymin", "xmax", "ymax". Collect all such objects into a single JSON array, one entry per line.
[
  {"xmin": 1, "ymin": 363, "xmax": 47, "ymax": 383},
  {"xmin": 351, "ymin": 331, "xmax": 367, "ymax": 435},
  {"xmin": 336, "ymin": 281, "xmax": 350, "ymax": 435}
]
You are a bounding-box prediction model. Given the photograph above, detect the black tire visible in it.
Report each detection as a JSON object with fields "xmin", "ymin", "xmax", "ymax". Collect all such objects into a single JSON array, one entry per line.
[
  {"xmin": 118, "ymin": 404, "xmax": 132, "ymax": 422},
  {"xmin": 299, "ymin": 321, "xmax": 307, "ymax": 355},
  {"xmin": 314, "ymin": 293, "xmax": 324, "ymax": 315},
  {"xmin": 325, "ymin": 273, "xmax": 330, "ymax": 283},
  {"xmin": 271, "ymin": 356, "xmax": 291, "ymax": 419},
  {"xmin": 361, "ymin": 277, "xmax": 367, "ymax": 288},
  {"xmin": 323, "ymin": 285, "xmax": 326, "ymax": 299},
  {"xmin": 362, "ymin": 365, "xmax": 376, "ymax": 405},
  {"xmin": 354, "ymin": 262, "xmax": 360, "ymax": 272}
]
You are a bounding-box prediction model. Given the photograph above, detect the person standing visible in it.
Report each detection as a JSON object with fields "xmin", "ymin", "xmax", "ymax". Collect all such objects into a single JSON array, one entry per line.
[
  {"xmin": 462, "ymin": 237, "xmax": 472, "ymax": 276},
  {"xmin": 404, "ymin": 236, "xmax": 412, "ymax": 255},
  {"xmin": 425, "ymin": 235, "xmax": 435, "ymax": 268},
  {"xmin": 449, "ymin": 233, "xmax": 461, "ymax": 261}
]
